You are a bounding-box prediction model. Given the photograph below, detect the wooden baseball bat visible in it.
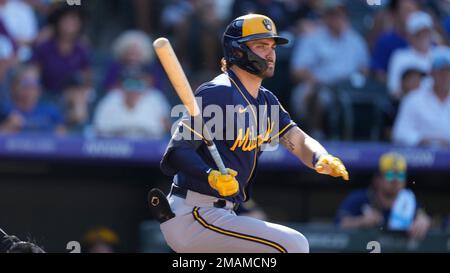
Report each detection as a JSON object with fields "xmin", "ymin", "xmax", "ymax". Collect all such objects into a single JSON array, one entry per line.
[{"xmin": 153, "ymin": 37, "xmax": 227, "ymax": 175}]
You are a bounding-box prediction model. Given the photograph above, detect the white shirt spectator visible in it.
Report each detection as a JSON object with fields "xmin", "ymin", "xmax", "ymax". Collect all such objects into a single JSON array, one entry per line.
[
  {"xmin": 392, "ymin": 85, "xmax": 450, "ymax": 146},
  {"xmin": 387, "ymin": 47, "xmax": 432, "ymax": 97},
  {"xmin": 93, "ymin": 89, "xmax": 170, "ymax": 139},
  {"xmin": 291, "ymin": 26, "xmax": 369, "ymax": 85},
  {"xmin": 0, "ymin": 0, "xmax": 38, "ymax": 43}
]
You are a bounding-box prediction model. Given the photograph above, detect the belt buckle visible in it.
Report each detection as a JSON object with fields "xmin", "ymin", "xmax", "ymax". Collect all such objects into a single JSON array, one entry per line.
[{"xmin": 213, "ymin": 199, "xmax": 227, "ymax": 208}]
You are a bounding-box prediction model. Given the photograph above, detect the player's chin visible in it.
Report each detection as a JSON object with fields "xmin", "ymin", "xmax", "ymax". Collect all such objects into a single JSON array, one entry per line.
[{"xmin": 261, "ymin": 67, "xmax": 275, "ymax": 78}]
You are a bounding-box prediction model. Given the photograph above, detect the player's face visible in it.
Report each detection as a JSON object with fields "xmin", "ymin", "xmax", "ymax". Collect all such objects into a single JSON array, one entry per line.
[
  {"xmin": 378, "ymin": 172, "xmax": 406, "ymax": 197},
  {"xmin": 246, "ymin": 38, "xmax": 277, "ymax": 78}
]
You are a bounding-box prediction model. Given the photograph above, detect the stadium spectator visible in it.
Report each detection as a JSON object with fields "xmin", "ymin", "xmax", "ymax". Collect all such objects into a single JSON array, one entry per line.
[
  {"xmin": 382, "ymin": 63, "xmax": 427, "ymax": 139},
  {"xmin": 0, "ymin": 33, "xmax": 13, "ymax": 102},
  {"xmin": 0, "ymin": 65, "xmax": 65, "ymax": 134},
  {"xmin": 290, "ymin": 0, "xmax": 369, "ymax": 137},
  {"xmin": 0, "ymin": 0, "xmax": 38, "ymax": 62},
  {"xmin": 398, "ymin": 64, "xmax": 427, "ymax": 97},
  {"xmin": 156, "ymin": 0, "xmax": 230, "ymax": 83},
  {"xmin": 94, "ymin": 70, "xmax": 170, "ymax": 139},
  {"xmin": 82, "ymin": 226, "xmax": 119, "ymax": 253},
  {"xmin": 382, "ymin": 12, "xmax": 435, "ymax": 141},
  {"xmin": 370, "ymin": 0, "xmax": 418, "ymax": 81},
  {"xmin": 172, "ymin": 0, "xmax": 223, "ymax": 87},
  {"xmin": 336, "ymin": 152, "xmax": 431, "ymax": 240},
  {"xmin": 284, "ymin": 0, "xmax": 322, "ymax": 35},
  {"xmin": 102, "ymin": 30, "xmax": 165, "ymax": 92},
  {"xmin": 131, "ymin": 0, "xmax": 173, "ymax": 35},
  {"xmin": 61, "ymin": 74, "xmax": 94, "ymax": 134},
  {"xmin": 392, "ymin": 47, "xmax": 450, "ymax": 147},
  {"xmin": 160, "ymin": 0, "xmax": 194, "ymax": 35},
  {"xmin": 387, "ymin": 11, "xmax": 436, "ymax": 99},
  {"xmin": 31, "ymin": 5, "xmax": 92, "ymax": 99},
  {"xmin": 23, "ymin": 0, "xmax": 55, "ymax": 18},
  {"xmin": 230, "ymin": 0, "xmax": 290, "ymax": 32}
]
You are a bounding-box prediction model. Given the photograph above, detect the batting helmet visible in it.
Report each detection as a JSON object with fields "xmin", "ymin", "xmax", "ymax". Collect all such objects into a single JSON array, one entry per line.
[{"xmin": 222, "ymin": 14, "xmax": 289, "ymax": 76}]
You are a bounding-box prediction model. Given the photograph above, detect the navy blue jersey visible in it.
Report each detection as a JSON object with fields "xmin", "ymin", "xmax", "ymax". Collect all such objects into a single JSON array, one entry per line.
[
  {"xmin": 161, "ymin": 70, "xmax": 296, "ymax": 203},
  {"xmin": 335, "ymin": 188, "xmax": 420, "ymax": 229}
]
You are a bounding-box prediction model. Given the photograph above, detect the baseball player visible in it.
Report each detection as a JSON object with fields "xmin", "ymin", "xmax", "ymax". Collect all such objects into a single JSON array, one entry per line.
[{"xmin": 158, "ymin": 14, "xmax": 349, "ymax": 253}]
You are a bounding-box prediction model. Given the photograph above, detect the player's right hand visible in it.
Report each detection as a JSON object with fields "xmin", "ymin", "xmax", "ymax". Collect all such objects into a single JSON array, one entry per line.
[{"xmin": 208, "ymin": 168, "xmax": 239, "ymax": 197}]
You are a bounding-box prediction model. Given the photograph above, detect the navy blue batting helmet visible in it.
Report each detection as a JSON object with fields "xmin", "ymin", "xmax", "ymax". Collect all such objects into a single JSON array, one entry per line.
[{"xmin": 222, "ymin": 14, "xmax": 289, "ymax": 75}]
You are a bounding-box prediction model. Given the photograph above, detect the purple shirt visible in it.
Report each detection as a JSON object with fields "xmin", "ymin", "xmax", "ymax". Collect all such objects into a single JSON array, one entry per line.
[{"xmin": 31, "ymin": 38, "xmax": 90, "ymax": 93}]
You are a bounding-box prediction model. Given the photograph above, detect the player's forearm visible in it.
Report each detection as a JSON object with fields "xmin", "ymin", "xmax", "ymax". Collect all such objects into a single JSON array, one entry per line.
[
  {"xmin": 339, "ymin": 216, "xmax": 371, "ymax": 229},
  {"xmin": 280, "ymin": 126, "xmax": 327, "ymax": 169},
  {"xmin": 165, "ymin": 147, "xmax": 211, "ymax": 180},
  {"xmin": 302, "ymin": 135, "xmax": 328, "ymax": 168}
]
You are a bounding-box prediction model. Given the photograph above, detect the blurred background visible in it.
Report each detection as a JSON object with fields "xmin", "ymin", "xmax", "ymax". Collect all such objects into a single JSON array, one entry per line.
[{"xmin": 0, "ymin": 0, "xmax": 450, "ymax": 253}]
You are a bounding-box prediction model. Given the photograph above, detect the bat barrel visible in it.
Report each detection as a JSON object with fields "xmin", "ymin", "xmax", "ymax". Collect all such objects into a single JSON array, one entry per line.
[
  {"xmin": 152, "ymin": 37, "xmax": 201, "ymax": 117},
  {"xmin": 153, "ymin": 37, "xmax": 228, "ymax": 175},
  {"xmin": 153, "ymin": 37, "xmax": 169, "ymax": 49}
]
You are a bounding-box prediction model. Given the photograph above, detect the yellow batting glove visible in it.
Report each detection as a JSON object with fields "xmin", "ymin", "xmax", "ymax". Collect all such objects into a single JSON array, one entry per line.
[
  {"xmin": 314, "ymin": 154, "xmax": 349, "ymax": 181},
  {"xmin": 208, "ymin": 168, "xmax": 240, "ymax": 197}
]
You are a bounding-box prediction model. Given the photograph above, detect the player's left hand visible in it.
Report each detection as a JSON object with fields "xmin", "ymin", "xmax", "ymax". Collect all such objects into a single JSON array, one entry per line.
[{"xmin": 314, "ymin": 154, "xmax": 349, "ymax": 181}]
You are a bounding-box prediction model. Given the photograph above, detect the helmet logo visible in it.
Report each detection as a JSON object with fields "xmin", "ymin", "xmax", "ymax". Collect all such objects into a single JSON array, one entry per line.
[{"xmin": 262, "ymin": 19, "xmax": 272, "ymax": 31}]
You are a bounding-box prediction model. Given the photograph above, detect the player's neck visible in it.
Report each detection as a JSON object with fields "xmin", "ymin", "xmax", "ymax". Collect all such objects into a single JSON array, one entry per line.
[{"xmin": 230, "ymin": 66, "xmax": 262, "ymax": 99}]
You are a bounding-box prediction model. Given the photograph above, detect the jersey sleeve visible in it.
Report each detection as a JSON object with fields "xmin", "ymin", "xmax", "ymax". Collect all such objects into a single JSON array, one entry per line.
[{"xmin": 160, "ymin": 84, "xmax": 232, "ymax": 176}]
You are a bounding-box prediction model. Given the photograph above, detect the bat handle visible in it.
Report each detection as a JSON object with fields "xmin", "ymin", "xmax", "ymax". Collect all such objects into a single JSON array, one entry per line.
[{"xmin": 207, "ymin": 144, "xmax": 228, "ymax": 175}]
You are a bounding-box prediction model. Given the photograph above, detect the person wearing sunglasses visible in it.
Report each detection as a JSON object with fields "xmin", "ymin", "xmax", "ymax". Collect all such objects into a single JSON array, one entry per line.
[{"xmin": 335, "ymin": 152, "xmax": 431, "ymax": 240}]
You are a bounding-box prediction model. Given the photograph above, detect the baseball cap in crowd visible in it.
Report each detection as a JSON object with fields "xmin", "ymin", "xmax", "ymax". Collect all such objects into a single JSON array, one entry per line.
[
  {"xmin": 400, "ymin": 61, "xmax": 428, "ymax": 80},
  {"xmin": 406, "ymin": 11, "xmax": 433, "ymax": 35},
  {"xmin": 431, "ymin": 47, "xmax": 450, "ymax": 71},
  {"xmin": 83, "ymin": 227, "xmax": 119, "ymax": 246},
  {"xmin": 379, "ymin": 152, "xmax": 407, "ymax": 182}
]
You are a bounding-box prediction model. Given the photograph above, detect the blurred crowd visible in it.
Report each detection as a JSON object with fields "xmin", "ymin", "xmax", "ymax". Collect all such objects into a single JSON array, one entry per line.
[{"xmin": 0, "ymin": 0, "xmax": 449, "ymax": 148}]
